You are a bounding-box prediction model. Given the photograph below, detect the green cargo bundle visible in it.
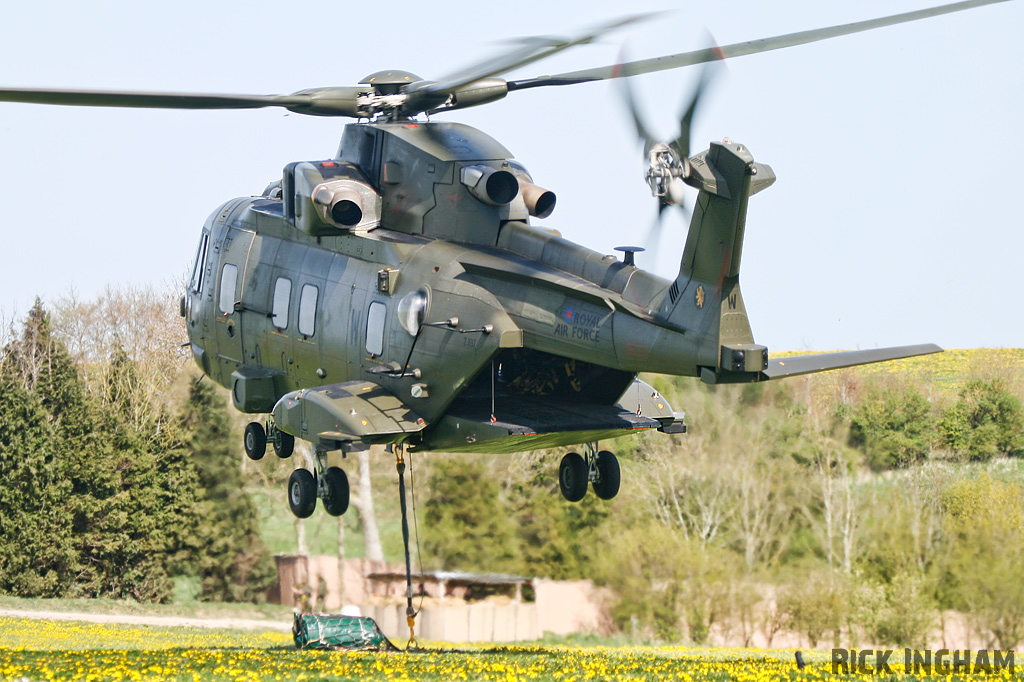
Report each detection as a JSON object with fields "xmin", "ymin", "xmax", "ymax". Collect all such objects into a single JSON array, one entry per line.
[{"xmin": 292, "ymin": 613, "xmax": 397, "ymax": 651}]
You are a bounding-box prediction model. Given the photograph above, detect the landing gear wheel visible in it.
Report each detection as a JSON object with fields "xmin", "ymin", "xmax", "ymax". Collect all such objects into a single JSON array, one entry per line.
[
  {"xmin": 243, "ymin": 422, "xmax": 266, "ymax": 461},
  {"xmin": 559, "ymin": 452, "xmax": 588, "ymax": 502},
  {"xmin": 288, "ymin": 469, "xmax": 317, "ymax": 518},
  {"xmin": 323, "ymin": 467, "xmax": 350, "ymax": 517},
  {"xmin": 593, "ymin": 450, "xmax": 621, "ymax": 500},
  {"xmin": 274, "ymin": 431, "xmax": 295, "ymax": 458}
]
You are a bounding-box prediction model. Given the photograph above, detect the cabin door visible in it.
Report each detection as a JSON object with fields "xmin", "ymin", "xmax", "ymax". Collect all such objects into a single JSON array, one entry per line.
[{"xmin": 214, "ymin": 227, "xmax": 255, "ymax": 370}]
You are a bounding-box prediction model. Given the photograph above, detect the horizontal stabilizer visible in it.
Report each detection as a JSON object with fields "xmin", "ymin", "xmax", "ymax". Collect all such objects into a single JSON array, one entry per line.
[{"xmin": 764, "ymin": 343, "xmax": 943, "ymax": 380}]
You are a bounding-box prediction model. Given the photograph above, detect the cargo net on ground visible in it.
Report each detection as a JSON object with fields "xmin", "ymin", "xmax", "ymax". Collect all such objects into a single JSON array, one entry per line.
[{"xmin": 293, "ymin": 613, "xmax": 398, "ymax": 651}]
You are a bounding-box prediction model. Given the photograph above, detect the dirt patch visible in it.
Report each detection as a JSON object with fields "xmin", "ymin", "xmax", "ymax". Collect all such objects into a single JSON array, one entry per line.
[{"xmin": 0, "ymin": 608, "xmax": 292, "ymax": 633}]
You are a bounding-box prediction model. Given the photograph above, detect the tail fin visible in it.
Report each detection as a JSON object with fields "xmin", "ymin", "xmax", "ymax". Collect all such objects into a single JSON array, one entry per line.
[{"xmin": 657, "ymin": 140, "xmax": 775, "ymax": 380}]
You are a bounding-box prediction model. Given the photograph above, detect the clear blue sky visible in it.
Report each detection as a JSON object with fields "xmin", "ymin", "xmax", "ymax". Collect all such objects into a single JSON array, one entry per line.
[{"xmin": 0, "ymin": 0, "xmax": 1020, "ymax": 351}]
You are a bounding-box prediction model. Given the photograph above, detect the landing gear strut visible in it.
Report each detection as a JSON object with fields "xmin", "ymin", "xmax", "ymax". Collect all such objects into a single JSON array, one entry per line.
[{"xmin": 558, "ymin": 443, "xmax": 620, "ymax": 502}]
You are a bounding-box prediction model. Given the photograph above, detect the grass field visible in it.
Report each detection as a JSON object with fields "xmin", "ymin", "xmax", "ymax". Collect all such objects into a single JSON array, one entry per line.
[{"xmin": 1, "ymin": 616, "xmax": 1015, "ymax": 681}]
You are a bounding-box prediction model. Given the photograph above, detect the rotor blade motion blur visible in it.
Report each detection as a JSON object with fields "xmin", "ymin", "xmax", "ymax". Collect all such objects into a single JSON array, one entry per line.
[
  {"xmin": 622, "ymin": 55, "xmax": 719, "ymax": 246},
  {"xmin": 411, "ymin": 12, "xmax": 658, "ymax": 98},
  {"xmin": 511, "ymin": 0, "xmax": 1013, "ymax": 88},
  {"xmin": 0, "ymin": 0, "xmax": 1011, "ymax": 120}
]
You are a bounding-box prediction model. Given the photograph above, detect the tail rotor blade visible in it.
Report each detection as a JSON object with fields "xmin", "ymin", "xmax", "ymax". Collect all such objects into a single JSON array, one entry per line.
[
  {"xmin": 616, "ymin": 48, "xmax": 656, "ymax": 154},
  {"xmin": 643, "ymin": 210, "xmax": 665, "ymax": 254},
  {"xmin": 670, "ymin": 47, "xmax": 723, "ymax": 160}
]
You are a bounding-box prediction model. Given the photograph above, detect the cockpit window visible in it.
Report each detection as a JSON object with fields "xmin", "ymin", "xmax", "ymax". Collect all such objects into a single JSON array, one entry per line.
[{"xmin": 190, "ymin": 233, "xmax": 210, "ymax": 293}]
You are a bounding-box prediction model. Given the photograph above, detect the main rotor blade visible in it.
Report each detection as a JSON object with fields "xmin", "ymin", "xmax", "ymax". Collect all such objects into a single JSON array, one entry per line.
[
  {"xmin": 510, "ymin": 0, "xmax": 1012, "ymax": 88},
  {"xmin": 0, "ymin": 86, "xmax": 366, "ymax": 117},
  {"xmin": 0, "ymin": 87, "xmax": 295, "ymax": 110},
  {"xmin": 413, "ymin": 12, "xmax": 658, "ymax": 97}
]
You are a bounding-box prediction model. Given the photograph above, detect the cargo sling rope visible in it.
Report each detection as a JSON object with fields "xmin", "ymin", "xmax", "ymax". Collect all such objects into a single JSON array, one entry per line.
[
  {"xmin": 394, "ymin": 443, "xmax": 420, "ymax": 649},
  {"xmin": 292, "ymin": 443, "xmax": 424, "ymax": 652}
]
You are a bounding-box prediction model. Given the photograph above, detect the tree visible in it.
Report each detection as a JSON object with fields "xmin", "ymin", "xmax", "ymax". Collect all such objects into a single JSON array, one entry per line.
[
  {"xmin": 0, "ymin": 301, "xmax": 186, "ymax": 600},
  {"xmin": 422, "ymin": 455, "xmax": 520, "ymax": 573},
  {"xmin": 0, "ymin": 300, "xmax": 96, "ymax": 597},
  {"xmin": 649, "ymin": 457, "xmax": 731, "ymax": 548},
  {"xmin": 179, "ymin": 380, "xmax": 276, "ymax": 602},
  {"xmin": 849, "ymin": 386, "xmax": 936, "ymax": 468},
  {"xmin": 50, "ymin": 284, "xmax": 188, "ymax": 427},
  {"xmin": 941, "ymin": 379, "xmax": 1024, "ymax": 461},
  {"xmin": 0, "ymin": 373, "xmax": 78, "ymax": 596},
  {"xmin": 860, "ymin": 569, "xmax": 936, "ymax": 648},
  {"xmin": 729, "ymin": 460, "xmax": 793, "ymax": 573},
  {"xmin": 7, "ymin": 299, "xmax": 93, "ymax": 444},
  {"xmin": 6, "ymin": 303, "xmax": 200, "ymax": 601},
  {"xmin": 800, "ymin": 441, "xmax": 861, "ymax": 574},
  {"xmin": 939, "ymin": 474, "xmax": 1024, "ymax": 649},
  {"xmin": 778, "ymin": 569, "xmax": 846, "ymax": 648},
  {"xmin": 67, "ymin": 348, "xmax": 201, "ymax": 601},
  {"xmin": 350, "ymin": 447, "xmax": 384, "ymax": 563},
  {"xmin": 600, "ymin": 523, "xmax": 687, "ymax": 641},
  {"xmin": 506, "ymin": 451, "xmax": 610, "ymax": 580}
]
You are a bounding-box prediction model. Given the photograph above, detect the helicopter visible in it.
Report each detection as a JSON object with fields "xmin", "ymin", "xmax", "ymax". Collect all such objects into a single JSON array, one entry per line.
[{"xmin": 0, "ymin": 0, "xmax": 1012, "ymax": 520}]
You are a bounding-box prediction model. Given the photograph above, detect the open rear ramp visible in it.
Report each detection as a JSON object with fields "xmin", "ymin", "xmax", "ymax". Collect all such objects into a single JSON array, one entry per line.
[{"xmin": 417, "ymin": 379, "xmax": 683, "ymax": 453}]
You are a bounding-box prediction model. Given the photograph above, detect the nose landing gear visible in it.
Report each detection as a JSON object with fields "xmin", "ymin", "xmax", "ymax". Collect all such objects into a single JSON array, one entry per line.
[
  {"xmin": 244, "ymin": 422, "xmax": 267, "ymax": 460},
  {"xmin": 244, "ymin": 419, "xmax": 294, "ymax": 460},
  {"xmin": 558, "ymin": 443, "xmax": 620, "ymax": 502}
]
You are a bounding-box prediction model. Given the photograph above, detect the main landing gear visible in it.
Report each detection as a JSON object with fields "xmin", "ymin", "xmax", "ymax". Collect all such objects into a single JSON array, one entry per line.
[
  {"xmin": 287, "ymin": 444, "xmax": 350, "ymax": 519},
  {"xmin": 244, "ymin": 420, "xmax": 348, "ymax": 519},
  {"xmin": 558, "ymin": 444, "xmax": 620, "ymax": 502}
]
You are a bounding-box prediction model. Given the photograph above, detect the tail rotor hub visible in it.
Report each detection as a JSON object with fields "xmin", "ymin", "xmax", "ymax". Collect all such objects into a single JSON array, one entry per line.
[{"xmin": 645, "ymin": 144, "xmax": 689, "ymax": 198}]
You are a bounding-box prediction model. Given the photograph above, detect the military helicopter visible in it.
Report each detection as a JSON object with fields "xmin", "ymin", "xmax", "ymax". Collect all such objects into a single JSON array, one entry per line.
[{"xmin": 2, "ymin": 0, "xmax": 1010, "ymax": 520}]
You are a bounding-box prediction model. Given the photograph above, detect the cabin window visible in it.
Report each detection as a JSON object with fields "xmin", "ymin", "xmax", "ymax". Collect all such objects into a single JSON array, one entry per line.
[
  {"xmin": 272, "ymin": 277, "xmax": 292, "ymax": 329},
  {"xmin": 366, "ymin": 301, "xmax": 386, "ymax": 356},
  {"xmin": 218, "ymin": 263, "xmax": 238, "ymax": 315},
  {"xmin": 190, "ymin": 233, "xmax": 209, "ymax": 293},
  {"xmin": 298, "ymin": 284, "xmax": 318, "ymax": 337}
]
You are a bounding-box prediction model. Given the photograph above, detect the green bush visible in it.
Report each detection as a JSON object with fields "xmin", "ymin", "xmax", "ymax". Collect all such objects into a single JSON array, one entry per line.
[
  {"xmin": 941, "ymin": 380, "xmax": 1024, "ymax": 461},
  {"xmin": 849, "ymin": 387, "xmax": 936, "ymax": 468}
]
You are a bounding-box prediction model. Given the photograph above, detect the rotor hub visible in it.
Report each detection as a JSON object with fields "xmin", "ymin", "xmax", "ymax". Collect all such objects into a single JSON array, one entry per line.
[{"xmin": 358, "ymin": 70, "xmax": 423, "ymax": 95}]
